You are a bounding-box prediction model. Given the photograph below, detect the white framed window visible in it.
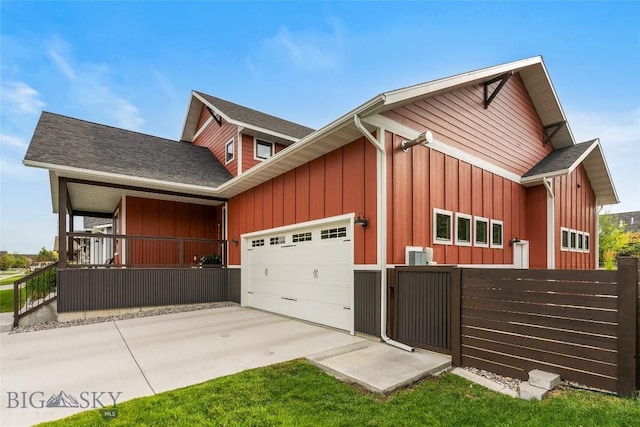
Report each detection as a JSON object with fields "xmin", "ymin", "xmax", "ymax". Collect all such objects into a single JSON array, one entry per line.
[
  {"xmin": 490, "ymin": 219, "xmax": 503, "ymax": 249},
  {"xmin": 225, "ymin": 138, "xmax": 234, "ymax": 163},
  {"xmin": 570, "ymin": 229, "xmax": 577, "ymax": 251},
  {"xmin": 474, "ymin": 216, "xmax": 489, "ymax": 248},
  {"xmin": 433, "ymin": 209, "xmax": 453, "ymax": 245},
  {"xmin": 455, "ymin": 213, "xmax": 472, "ymax": 246},
  {"xmin": 560, "ymin": 227, "xmax": 570, "ymax": 251},
  {"xmin": 584, "ymin": 233, "xmax": 590, "ymax": 252},
  {"xmin": 255, "ymin": 139, "xmax": 274, "ymax": 161},
  {"xmin": 577, "ymin": 232, "xmax": 584, "ymax": 251}
]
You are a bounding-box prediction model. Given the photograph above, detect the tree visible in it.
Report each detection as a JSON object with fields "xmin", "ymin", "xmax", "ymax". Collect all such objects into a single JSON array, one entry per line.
[
  {"xmin": 36, "ymin": 247, "xmax": 58, "ymax": 262},
  {"xmin": 0, "ymin": 253, "xmax": 15, "ymax": 271},
  {"xmin": 13, "ymin": 255, "xmax": 28, "ymax": 269},
  {"xmin": 599, "ymin": 212, "xmax": 638, "ymax": 269}
]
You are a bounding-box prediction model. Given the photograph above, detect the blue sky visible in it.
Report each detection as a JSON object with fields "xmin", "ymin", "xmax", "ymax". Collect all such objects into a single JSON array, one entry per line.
[{"xmin": 1, "ymin": 1, "xmax": 638, "ymax": 254}]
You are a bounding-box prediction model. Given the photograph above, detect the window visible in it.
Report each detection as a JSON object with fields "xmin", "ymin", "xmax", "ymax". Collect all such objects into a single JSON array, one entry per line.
[
  {"xmin": 225, "ymin": 139, "xmax": 234, "ymax": 163},
  {"xmin": 455, "ymin": 213, "xmax": 472, "ymax": 246},
  {"xmin": 584, "ymin": 233, "xmax": 590, "ymax": 252},
  {"xmin": 292, "ymin": 232, "xmax": 312, "ymax": 243},
  {"xmin": 433, "ymin": 209, "xmax": 453, "ymax": 245},
  {"xmin": 255, "ymin": 139, "xmax": 274, "ymax": 160},
  {"xmin": 474, "ymin": 217, "xmax": 489, "ymax": 247},
  {"xmin": 490, "ymin": 219, "xmax": 503, "ymax": 248},
  {"xmin": 570, "ymin": 230, "xmax": 577, "ymax": 251},
  {"xmin": 251, "ymin": 239, "xmax": 264, "ymax": 247},
  {"xmin": 321, "ymin": 227, "xmax": 347, "ymax": 240},
  {"xmin": 578, "ymin": 232, "xmax": 584, "ymax": 251},
  {"xmin": 270, "ymin": 236, "xmax": 285, "ymax": 245},
  {"xmin": 560, "ymin": 227, "xmax": 570, "ymax": 251}
]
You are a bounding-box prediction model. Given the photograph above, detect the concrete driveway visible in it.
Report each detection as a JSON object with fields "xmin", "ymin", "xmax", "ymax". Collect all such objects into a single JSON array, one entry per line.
[{"xmin": 1, "ymin": 306, "xmax": 365, "ymax": 426}]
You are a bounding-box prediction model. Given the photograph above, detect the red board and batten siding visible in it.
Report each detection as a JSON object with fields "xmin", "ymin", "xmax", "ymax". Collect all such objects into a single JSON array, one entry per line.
[
  {"xmin": 382, "ymin": 73, "xmax": 553, "ymax": 176},
  {"xmin": 555, "ymin": 165, "xmax": 596, "ymax": 269},
  {"xmin": 193, "ymin": 106, "xmax": 238, "ymax": 176},
  {"xmin": 242, "ymin": 134, "xmax": 287, "ymax": 172},
  {"xmin": 227, "ymin": 137, "xmax": 378, "ymax": 265},
  {"xmin": 386, "ymin": 131, "xmax": 528, "ymax": 266},
  {"xmin": 126, "ymin": 196, "xmax": 221, "ymax": 265}
]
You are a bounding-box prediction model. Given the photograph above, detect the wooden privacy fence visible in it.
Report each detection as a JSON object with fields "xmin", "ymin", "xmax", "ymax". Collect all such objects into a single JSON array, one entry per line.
[{"xmin": 389, "ymin": 257, "xmax": 639, "ymax": 396}]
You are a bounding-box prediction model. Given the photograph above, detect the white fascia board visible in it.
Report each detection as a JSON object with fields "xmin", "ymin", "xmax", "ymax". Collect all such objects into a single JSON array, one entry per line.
[
  {"xmin": 363, "ymin": 114, "xmax": 522, "ymax": 183},
  {"xmin": 382, "ymin": 56, "xmax": 543, "ymax": 106},
  {"xmin": 180, "ymin": 92, "xmax": 204, "ymax": 142},
  {"xmin": 192, "ymin": 92, "xmax": 234, "ymax": 124},
  {"xmin": 23, "ymin": 160, "xmax": 222, "ymax": 197}
]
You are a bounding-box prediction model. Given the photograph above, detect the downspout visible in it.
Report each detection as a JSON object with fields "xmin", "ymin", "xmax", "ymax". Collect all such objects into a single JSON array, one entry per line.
[
  {"xmin": 354, "ymin": 114, "xmax": 414, "ymax": 352},
  {"xmin": 543, "ymin": 177, "xmax": 555, "ymax": 269}
]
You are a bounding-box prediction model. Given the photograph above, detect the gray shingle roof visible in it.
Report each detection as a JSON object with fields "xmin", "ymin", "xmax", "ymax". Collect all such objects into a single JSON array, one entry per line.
[
  {"xmin": 25, "ymin": 112, "xmax": 233, "ymax": 188},
  {"xmin": 83, "ymin": 217, "xmax": 112, "ymax": 229},
  {"xmin": 195, "ymin": 91, "xmax": 315, "ymax": 139},
  {"xmin": 602, "ymin": 211, "xmax": 640, "ymax": 233},
  {"xmin": 523, "ymin": 140, "xmax": 596, "ymax": 178}
]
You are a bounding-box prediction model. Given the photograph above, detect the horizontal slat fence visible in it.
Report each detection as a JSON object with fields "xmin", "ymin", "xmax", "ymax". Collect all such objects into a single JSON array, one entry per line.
[
  {"xmin": 460, "ymin": 267, "xmax": 619, "ymax": 392},
  {"xmin": 58, "ymin": 268, "xmax": 228, "ymax": 312},
  {"xmin": 390, "ymin": 257, "xmax": 639, "ymax": 396}
]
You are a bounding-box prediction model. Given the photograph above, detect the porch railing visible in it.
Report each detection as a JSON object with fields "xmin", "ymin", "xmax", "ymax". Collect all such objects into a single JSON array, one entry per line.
[
  {"xmin": 13, "ymin": 262, "xmax": 58, "ymax": 327},
  {"xmin": 65, "ymin": 232, "xmax": 227, "ymax": 268}
]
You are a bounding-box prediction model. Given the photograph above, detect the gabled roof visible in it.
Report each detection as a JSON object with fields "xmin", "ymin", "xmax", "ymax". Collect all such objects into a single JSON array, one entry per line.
[
  {"xmin": 521, "ymin": 139, "xmax": 618, "ymax": 205},
  {"xmin": 25, "ymin": 112, "xmax": 232, "ymax": 187},
  {"xmin": 601, "ymin": 211, "xmax": 640, "ymax": 233},
  {"xmin": 24, "ymin": 112, "xmax": 232, "ymax": 213},
  {"xmin": 181, "ymin": 91, "xmax": 315, "ymax": 144}
]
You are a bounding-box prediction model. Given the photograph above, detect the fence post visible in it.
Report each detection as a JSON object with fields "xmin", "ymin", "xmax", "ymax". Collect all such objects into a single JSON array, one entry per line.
[
  {"xmin": 617, "ymin": 257, "xmax": 638, "ymax": 397},
  {"xmin": 450, "ymin": 267, "xmax": 462, "ymax": 367}
]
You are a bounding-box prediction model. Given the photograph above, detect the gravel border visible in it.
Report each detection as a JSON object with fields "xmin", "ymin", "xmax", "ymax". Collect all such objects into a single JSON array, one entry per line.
[
  {"xmin": 461, "ymin": 366, "xmax": 521, "ymax": 391},
  {"xmin": 10, "ymin": 301, "xmax": 236, "ymax": 334}
]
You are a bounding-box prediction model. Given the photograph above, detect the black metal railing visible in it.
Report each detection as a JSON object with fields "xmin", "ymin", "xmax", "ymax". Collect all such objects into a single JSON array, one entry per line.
[
  {"xmin": 64, "ymin": 232, "xmax": 227, "ymax": 268},
  {"xmin": 13, "ymin": 262, "xmax": 58, "ymax": 327}
]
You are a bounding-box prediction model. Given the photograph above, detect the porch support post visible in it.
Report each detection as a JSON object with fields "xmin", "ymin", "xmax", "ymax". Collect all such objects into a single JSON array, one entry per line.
[
  {"xmin": 58, "ymin": 177, "xmax": 68, "ymax": 269},
  {"xmin": 68, "ymin": 206, "xmax": 74, "ymax": 264}
]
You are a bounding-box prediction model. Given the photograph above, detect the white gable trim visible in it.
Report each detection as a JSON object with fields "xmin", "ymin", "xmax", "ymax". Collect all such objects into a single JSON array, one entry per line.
[{"xmin": 363, "ymin": 114, "xmax": 522, "ymax": 183}]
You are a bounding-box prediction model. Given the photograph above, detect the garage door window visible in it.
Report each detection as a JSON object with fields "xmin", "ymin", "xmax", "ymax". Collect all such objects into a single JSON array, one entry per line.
[
  {"xmin": 321, "ymin": 227, "xmax": 347, "ymax": 240},
  {"xmin": 292, "ymin": 232, "xmax": 312, "ymax": 242},
  {"xmin": 270, "ymin": 236, "xmax": 285, "ymax": 245},
  {"xmin": 251, "ymin": 239, "xmax": 265, "ymax": 247}
]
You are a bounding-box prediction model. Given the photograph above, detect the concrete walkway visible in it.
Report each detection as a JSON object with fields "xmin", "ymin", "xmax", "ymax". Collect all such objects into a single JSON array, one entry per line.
[
  {"xmin": 1, "ymin": 306, "xmax": 365, "ymax": 426},
  {"xmin": 1, "ymin": 306, "xmax": 451, "ymax": 426}
]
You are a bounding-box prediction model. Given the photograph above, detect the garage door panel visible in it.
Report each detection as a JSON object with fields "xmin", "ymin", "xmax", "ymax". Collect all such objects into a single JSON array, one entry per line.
[{"xmin": 243, "ymin": 218, "xmax": 353, "ymax": 332}]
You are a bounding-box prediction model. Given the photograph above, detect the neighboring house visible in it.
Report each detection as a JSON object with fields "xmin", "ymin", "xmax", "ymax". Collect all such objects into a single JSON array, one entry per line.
[
  {"xmin": 83, "ymin": 217, "xmax": 114, "ymax": 264},
  {"xmin": 601, "ymin": 211, "xmax": 640, "ymax": 234},
  {"xmin": 23, "ymin": 56, "xmax": 618, "ymax": 333}
]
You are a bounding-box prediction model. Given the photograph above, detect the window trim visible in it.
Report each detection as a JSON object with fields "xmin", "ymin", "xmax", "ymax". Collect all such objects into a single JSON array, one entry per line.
[
  {"xmin": 433, "ymin": 209, "xmax": 453, "ymax": 245},
  {"xmin": 225, "ymin": 138, "xmax": 234, "ymax": 164},
  {"xmin": 584, "ymin": 232, "xmax": 590, "ymax": 252},
  {"xmin": 455, "ymin": 213, "xmax": 472, "ymax": 246},
  {"xmin": 577, "ymin": 231, "xmax": 584, "ymax": 252},
  {"xmin": 560, "ymin": 227, "xmax": 570, "ymax": 251},
  {"xmin": 490, "ymin": 219, "xmax": 504, "ymax": 249},
  {"xmin": 474, "ymin": 216, "xmax": 489, "ymax": 248},
  {"xmin": 569, "ymin": 229, "xmax": 577, "ymax": 251},
  {"xmin": 254, "ymin": 138, "xmax": 275, "ymax": 161}
]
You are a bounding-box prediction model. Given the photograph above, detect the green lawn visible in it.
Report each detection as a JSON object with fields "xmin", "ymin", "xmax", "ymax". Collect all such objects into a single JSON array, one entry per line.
[
  {"xmin": 0, "ymin": 286, "xmax": 25, "ymax": 312},
  {"xmin": 38, "ymin": 359, "xmax": 639, "ymax": 427},
  {"xmin": 0, "ymin": 274, "xmax": 25, "ymax": 286}
]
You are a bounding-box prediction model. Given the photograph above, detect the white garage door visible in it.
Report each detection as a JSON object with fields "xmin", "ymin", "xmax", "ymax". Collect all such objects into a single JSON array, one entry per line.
[{"xmin": 242, "ymin": 216, "xmax": 353, "ymax": 332}]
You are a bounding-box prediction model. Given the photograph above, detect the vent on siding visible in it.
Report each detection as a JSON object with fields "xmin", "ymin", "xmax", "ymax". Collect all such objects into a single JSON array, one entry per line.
[
  {"xmin": 292, "ymin": 232, "xmax": 312, "ymax": 242},
  {"xmin": 321, "ymin": 227, "xmax": 347, "ymax": 240},
  {"xmin": 251, "ymin": 239, "xmax": 265, "ymax": 247},
  {"xmin": 270, "ymin": 236, "xmax": 285, "ymax": 245}
]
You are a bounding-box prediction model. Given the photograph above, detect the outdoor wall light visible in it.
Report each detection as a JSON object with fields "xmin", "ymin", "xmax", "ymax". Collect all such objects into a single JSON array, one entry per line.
[
  {"xmin": 230, "ymin": 238, "xmax": 239, "ymax": 245},
  {"xmin": 354, "ymin": 216, "xmax": 369, "ymax": 228},
  {"xmin": 401, "ymin": 130, "xmax": 433, "ymax": 152},
  {"xmin": 509, "ymin": 237, "xmax": 521, "ymax": 246}
]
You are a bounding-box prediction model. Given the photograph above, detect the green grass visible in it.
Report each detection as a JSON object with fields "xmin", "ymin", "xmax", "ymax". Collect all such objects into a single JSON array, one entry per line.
[
  {"xmin": 0, "ymin": 274, "xmax": 25, "ymax": 286},
  {"xmin": 37, "ymin": 359, "xmax": 639, "ymax": 427},
  {"xmin": 0, "ymin": 286, "xmax": 26, "ymax": 312}
]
